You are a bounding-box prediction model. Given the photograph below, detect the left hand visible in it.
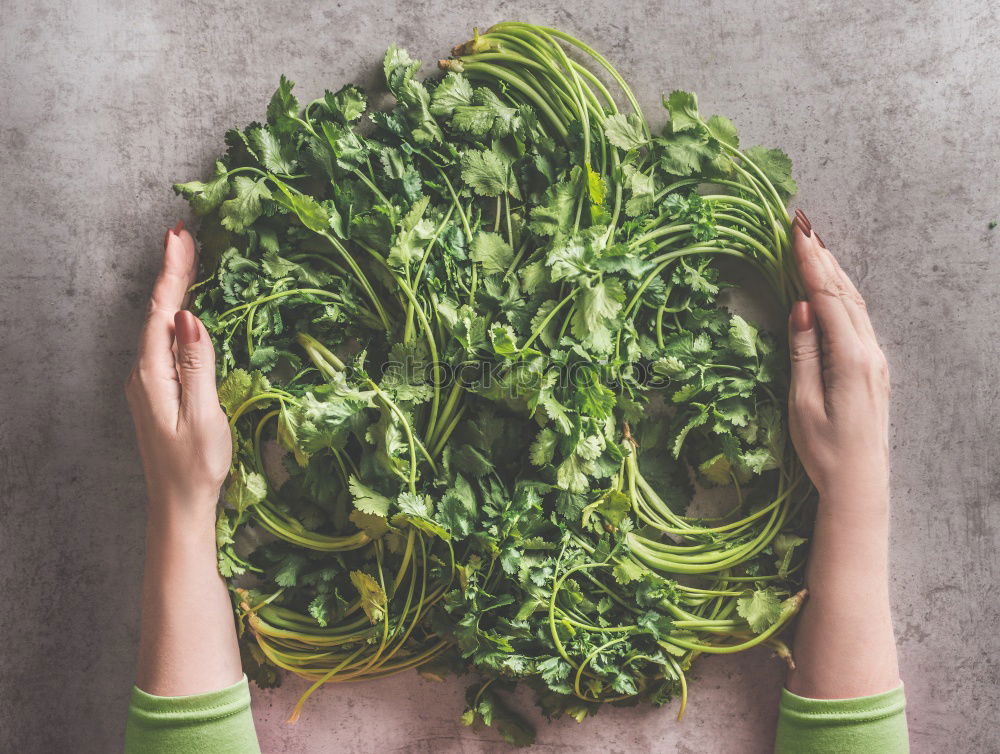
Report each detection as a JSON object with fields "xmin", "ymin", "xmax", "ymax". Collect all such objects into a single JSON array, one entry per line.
[{"xmin": 124, "ymin": 222, "xmax": 231, "ymax": 527}]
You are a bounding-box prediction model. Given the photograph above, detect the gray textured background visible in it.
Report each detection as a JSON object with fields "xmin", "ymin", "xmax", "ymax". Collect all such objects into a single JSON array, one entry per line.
[{"xmin": 2, "ymin": 1, "xmax": 998, "ymax": 752}]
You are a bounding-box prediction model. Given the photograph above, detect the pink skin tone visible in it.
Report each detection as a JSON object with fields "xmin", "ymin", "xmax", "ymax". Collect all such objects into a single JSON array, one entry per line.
[
  {"xmin": 784, "ymin": 213, "xmax": 900, "ymax": 698},
  {"xmin": 125, "ymin": 222, "xmax": 240, "ymax": 695},
  {"xmin": 126, "ymin": 215, "xmax": 900, "ymax": 701}
]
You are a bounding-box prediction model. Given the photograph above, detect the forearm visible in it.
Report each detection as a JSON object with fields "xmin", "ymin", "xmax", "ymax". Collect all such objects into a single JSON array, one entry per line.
[
  {"xmin": 136, "ymin": 501, "xmax": 242, "ymax": 696},
  {"xmin": 786, "ymin": 489, "xmax": 900, "ymax": 698}
]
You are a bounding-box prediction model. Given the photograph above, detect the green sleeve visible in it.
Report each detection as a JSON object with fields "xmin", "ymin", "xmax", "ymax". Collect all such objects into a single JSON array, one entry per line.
[
  {"xmin": 775, "ymin": 684, "xmax": 908, "ymax": 753},
  {"xmin": 124, "ymin": 675, "xmax": 261, "ymax": 754}
]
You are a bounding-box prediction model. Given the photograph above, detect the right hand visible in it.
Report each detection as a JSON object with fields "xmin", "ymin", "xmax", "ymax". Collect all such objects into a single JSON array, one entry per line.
[{"xmin": 786, "ymin": 210, "xmax": 890, "ymax": 507}]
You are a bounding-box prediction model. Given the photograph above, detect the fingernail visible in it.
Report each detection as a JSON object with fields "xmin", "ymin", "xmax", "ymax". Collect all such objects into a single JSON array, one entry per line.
[
  {"xmin": 815, "ymin": 232, "xmax": 826, "ymax": 249},
  {"xmin": 174, "ymin": 310, "xmax": 201, "ymax": 344},
  {"xmin": 795, "ymin": 209, "xmax": 813, "ymax": 237},
  {"xmin": 790, "ymin": 214, "xmax": 809, "ymax": 238},
  {"xmin": 174, "ymin": 220, "xmax": 185, "ymax": 234},
  {"xmin": 164, "ymin": 228, "xmax": 174, "ymax": 248},
  {"xmin": 791, "ymin": 300, "xmax": 814, "ymax": 332}
]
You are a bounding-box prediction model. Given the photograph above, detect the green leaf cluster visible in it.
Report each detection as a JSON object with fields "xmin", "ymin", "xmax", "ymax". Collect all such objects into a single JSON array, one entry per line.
[{"xmin": 175, "ymin": 22, "xmax": 813, "ymax": 744}]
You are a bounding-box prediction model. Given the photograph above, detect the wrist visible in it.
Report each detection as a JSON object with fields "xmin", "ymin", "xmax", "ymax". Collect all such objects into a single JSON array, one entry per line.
[
  {"xmin": 817, "ymin": 487, "xmax": 889, "ymax": 520},
  {"xmin": 144, "ymin": 511, "xmax": 220, "ymax": 581},
  {"xmin": 816, "ymin": 470, "xmax": 889, "ymax": 515},
  {"xmin": 146, "ymin": 487, "xmax": 221, "ymax": 526},
  {"xmin": 807, "ymin": 489, "xmax": 891, "ymax": 593},
  {"xmin": 146, "ymin": 497, "xmax": 219, "ymax": 546}
]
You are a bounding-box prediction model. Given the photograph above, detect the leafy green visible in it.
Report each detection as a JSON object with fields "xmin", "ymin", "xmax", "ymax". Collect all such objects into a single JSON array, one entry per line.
[
  {"xmin": 603, "ymin": 112, "xmax": 647, "ymax": 151},
  {"xmin": 744, "ymin": 146, "xmax": 798, "ymax": 199},
  {"xmin": 461, "ymin": 148, "xmax": 519, "ymax": 198},
  {"xmin": 224, "ymin": 463, "xmax": 267, "ymax": 513},
  {"xmin": 349, "ymin": 476, "xmax": 392, "ymax": 517},
  {"xmin": 220, "ymin": 176, "xmax": 272, "ymax": 233},
  {"xmin": 664, "ymin": 90, "xmax": 701, "ymax": 132},
  {"xmin": 737, "ymin": 588, "xmax": 784, "ymax": 633},
  {"xmin": 174, "ymin": 161, "xmax": 231, "ymax": 215},
  {"xmin": 177, "ymin": 22, "xmax": 810, "ymax": 745},
  {"xmin": 471, "ymin": 231, "xmax": 514, "ymax": 274}
]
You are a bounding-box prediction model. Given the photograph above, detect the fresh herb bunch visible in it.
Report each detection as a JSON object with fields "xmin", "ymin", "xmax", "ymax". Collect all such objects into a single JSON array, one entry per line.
[{"xmin": 174, "ymin": 22, "xmax": 813, "ymax": 745}]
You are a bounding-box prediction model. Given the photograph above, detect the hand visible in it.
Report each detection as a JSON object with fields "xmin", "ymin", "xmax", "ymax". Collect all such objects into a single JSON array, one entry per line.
[
  {"xmin": 787, "ymin": 210, "xmax": 890, "ymax": 508},
  {"xmin": 125, "ymin": 222, "xmax": 231, "ymax": 527},
  {"xmin": 126, "ymin": 223, "xmax": 242, "ymax": 696},
  {"xmin": 783, "ymin": 211, "xmax": 900, "ymax": 700}
]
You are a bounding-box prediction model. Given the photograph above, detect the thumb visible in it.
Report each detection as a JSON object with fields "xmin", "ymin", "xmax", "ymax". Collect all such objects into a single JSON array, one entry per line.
[
  {"xmin": 174, "ymin": 310, "xmax": 220, "ymax": 424},
  {"xmin": 788, "ymin": 301, "xmax": 825, "ymax": 420}
]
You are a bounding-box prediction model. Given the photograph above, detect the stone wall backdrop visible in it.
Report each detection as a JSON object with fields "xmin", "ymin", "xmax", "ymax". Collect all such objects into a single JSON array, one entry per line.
[{"xmin": 1, "ymin": 1, "xmax": 997, "ymax": 752}]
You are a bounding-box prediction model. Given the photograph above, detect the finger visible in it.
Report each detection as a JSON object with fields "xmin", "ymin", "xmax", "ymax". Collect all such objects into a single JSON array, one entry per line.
[
  {"xmin": 174, "ymin": 310, "xmax": 220, "ymax": 426},
  {"xmin": 136, "ymin": 224, "xmax": 191, "ymax": 377},
  {"xmin": 791, "ymin": 215, "xmax": 858, "ymax": 349},
  {"xmin": 150, "ymin": 221, "xmax": 196, "ymax": 314},
  {"xmin": 814, "ymin": 235, "xmax": 879, "ymax": 350},
  {"xmin": 176, "ymin": 226, "xmax": 199, "ymax": 309},
  {"xmin": 788, "ymin": 300, "xmax": 826, "ymax": 420}
]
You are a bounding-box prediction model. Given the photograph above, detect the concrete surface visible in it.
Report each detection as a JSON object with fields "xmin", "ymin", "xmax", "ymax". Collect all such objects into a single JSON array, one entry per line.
[{"xmin": 1, "ymin": 1, "xmax": 998, "ymax": 752}]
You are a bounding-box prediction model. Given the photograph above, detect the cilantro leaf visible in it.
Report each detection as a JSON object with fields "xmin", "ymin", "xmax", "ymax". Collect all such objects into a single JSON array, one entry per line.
[
  {"xmin": 173, "ymin": 161, "xmax": 230, "ymax": 215},
  {"xmin": 744, "ymin": 146, "xmax": 798, "ymax": 200},
  {"xmin": 224, "ymin": 463, "xmax": 267, "ymax": 513},
  {"xmin": 471, "ymin": 231, "xmax": 514, "ymax": 275},
  {"xmin": 460, "ymin": 148, "xmax": 519, "ymax": 198},
  {"xmin": 220, "ymin": 176, "xmax": 272, "ymax": 233},
  {"xmin": 602, "ymin": 112, "xmax": 648, "ymax": 151},
  {"xmin": 706, "ymin": 114, "xmax": 739, "ymax": 148},
  {"xmin": 388, "ymin": 196, "xmax": 435, "ymax": 267},
  {"xmin": 383, "ymin": 45, "xmax": 442, "ymax": 145},
  {"xmin": 430, "ymin": 72, "xmax": 474, "ymax": 116},
  {"xmin": 349, "ymin": 476, "xmax": 392, "ymax": 517},
  {"xmin": 452, "ymin": 88, "xmax": 519, "ymax": 137},
  {"xmin": 529, "ymin": 181, "xmax": 576, "ymax": 236},
  {"xmin": 657, "ymin": 130, "xmax": 719, "ymax": 177},
  {"xmin": 664, "ymin": 90, "xmax": 700, "ymax": 132},
  {"xmin": 437, "ymin": 475, "xmax": 477, "ymax": 538},
  {"xmin": 267, "ymin": 74, "xmax": 300, "ymax": 134},
  {"xmin": 323, "ymin": 84, "xmax": 367, "ymax": 123},
  {"xmin": 737, "ymin": 588, "xmax": 784, "ymax": 633},
  {"xmin": 217, "ymin": 369, "xmax": 271, "ymax": 416},
  {"xmin": 728, "ymin": 315, "xmax": 759, "ymax": 358},
  {"xmin": 350, "ymin": 570, "xmax": 388, "ymax": 623},
  {"xmin": 571, "ymin": 278, "xmax": 624, "ymax": 353},
  {"xmin": 250, "ymin": 126, "xmax": 295, "ymax": 174},
  {"xmin": 529, "ymin": 428, "xmax": 557, "ymax": 466}
]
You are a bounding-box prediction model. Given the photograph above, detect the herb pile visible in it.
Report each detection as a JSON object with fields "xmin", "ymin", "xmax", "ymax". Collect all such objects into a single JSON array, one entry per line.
[{"xmin": 175, "ymin": 22, "xmax": 813, "ymax": 745}]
